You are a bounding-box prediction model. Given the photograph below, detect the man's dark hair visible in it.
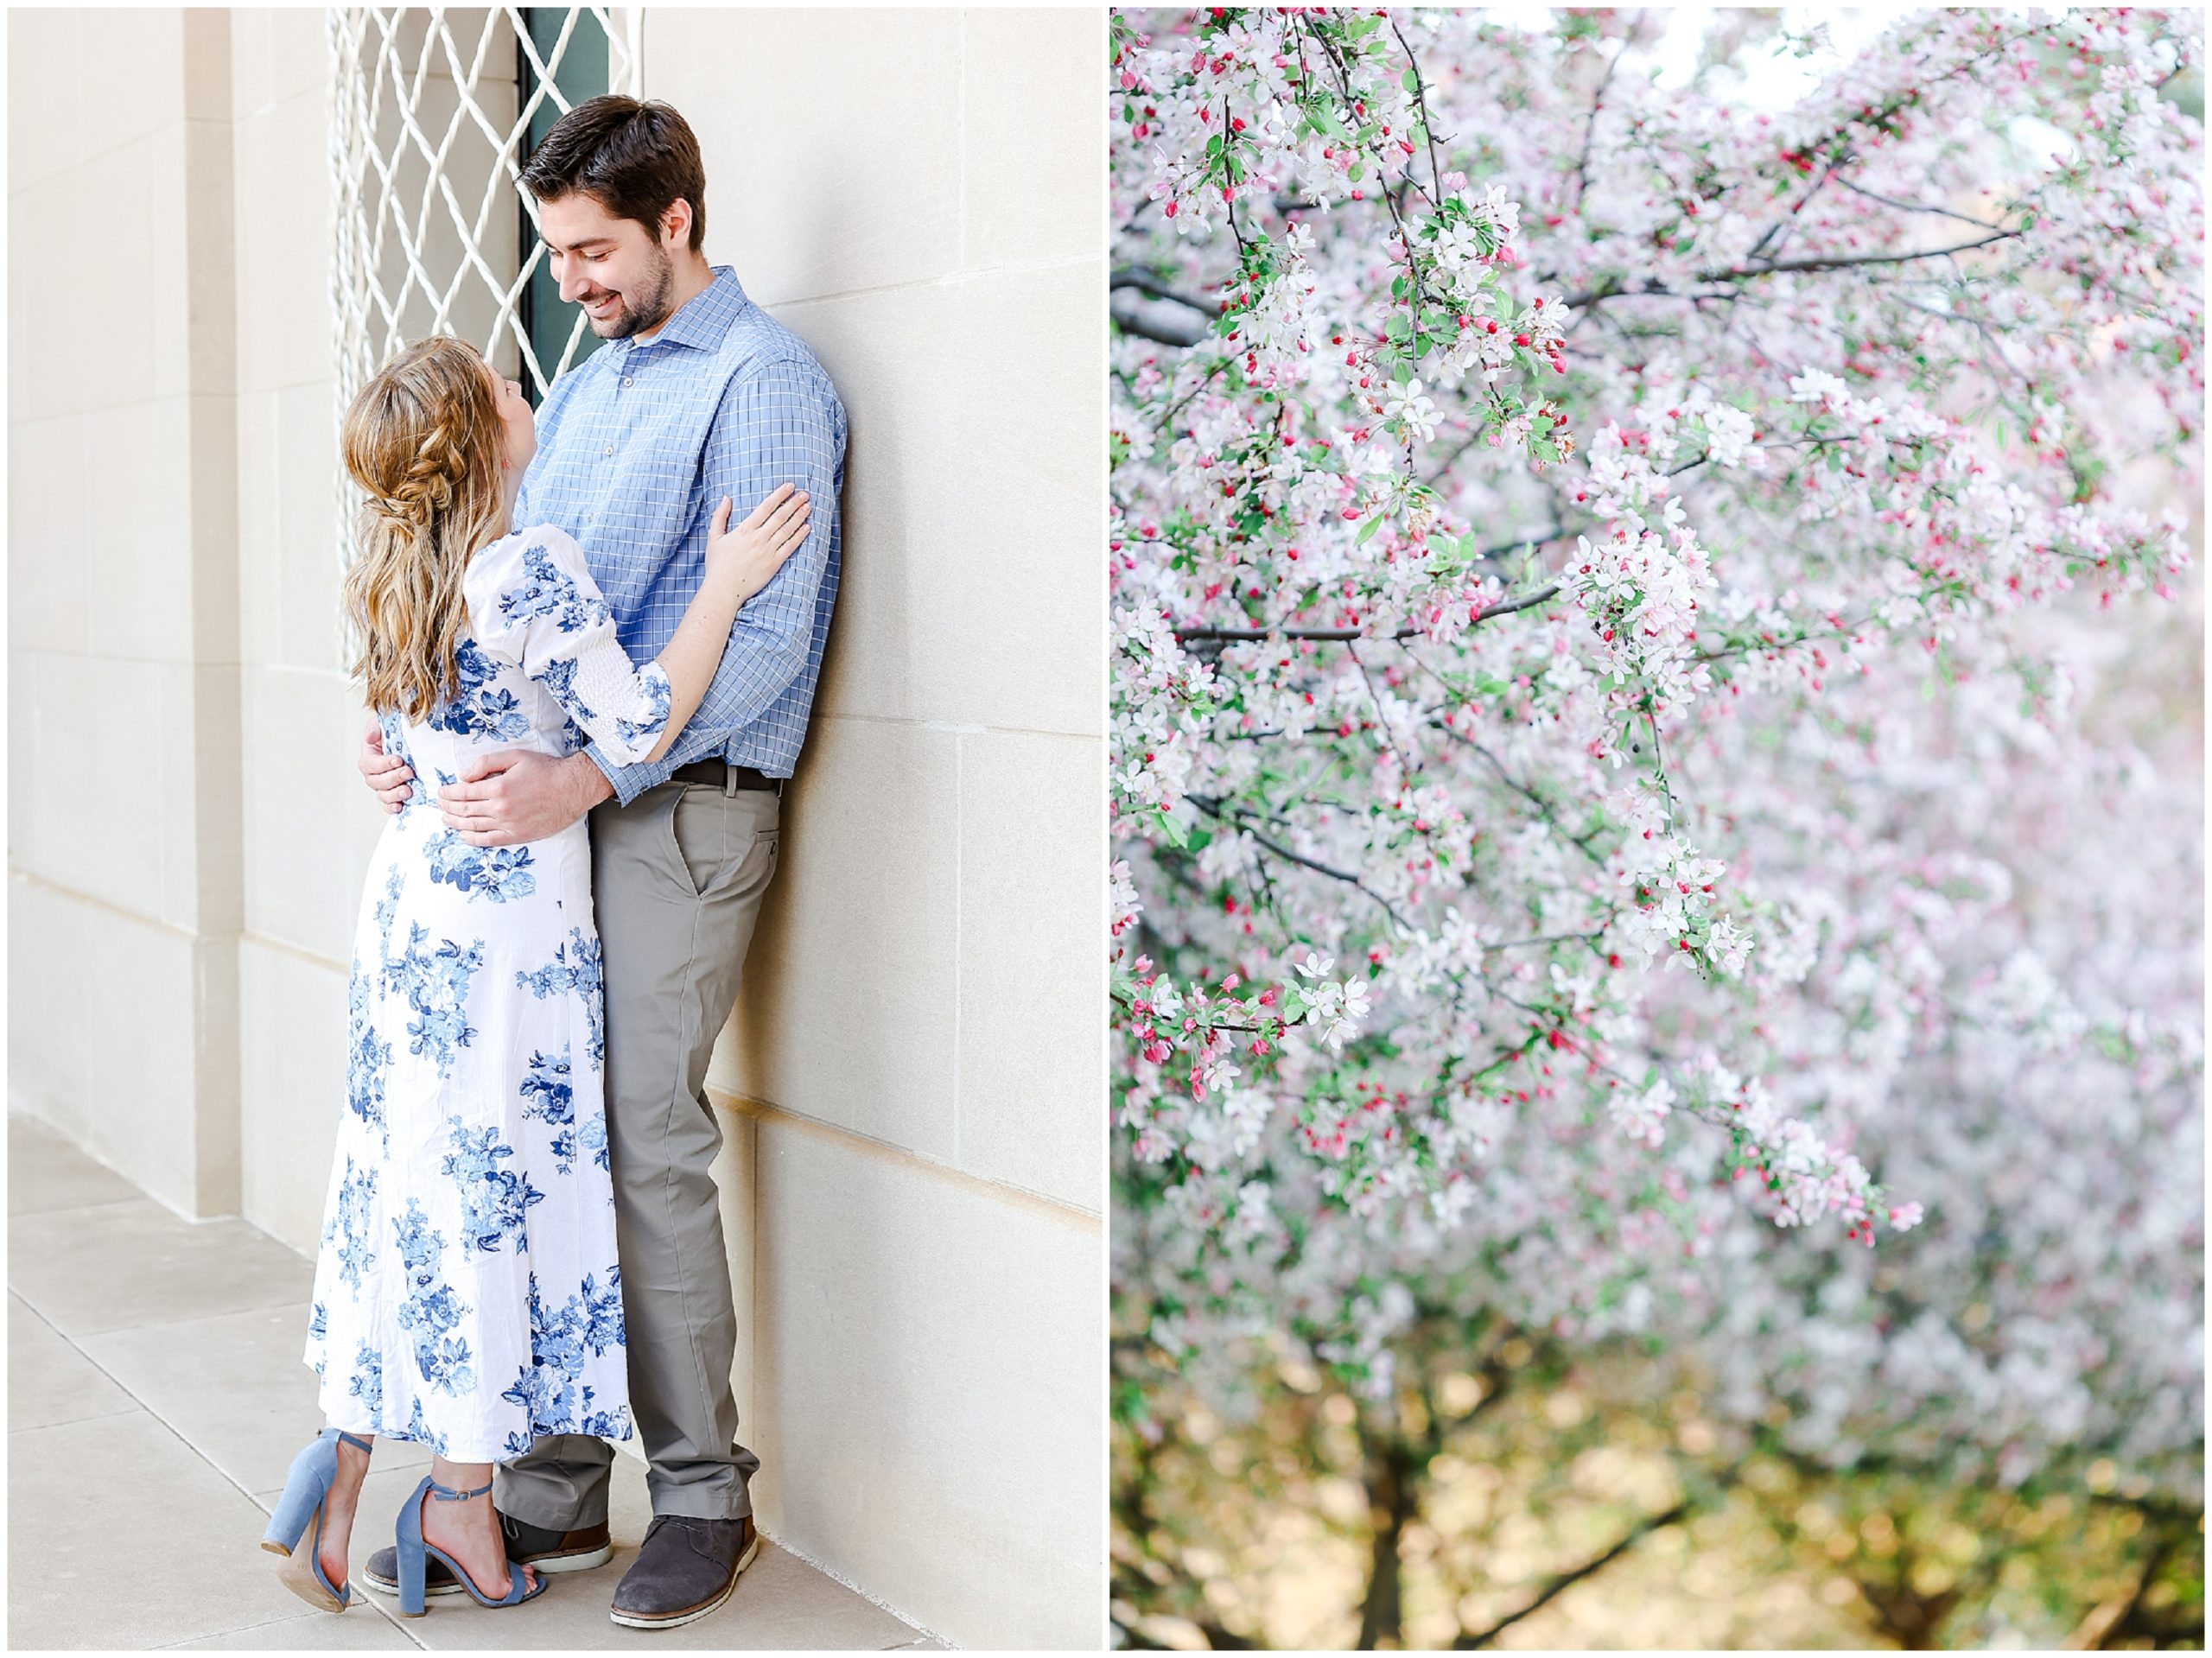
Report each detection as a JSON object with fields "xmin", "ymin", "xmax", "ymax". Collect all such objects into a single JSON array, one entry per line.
[{"xmin": 519, "ymin": 95, "xmax": 706, "ymax": 251}]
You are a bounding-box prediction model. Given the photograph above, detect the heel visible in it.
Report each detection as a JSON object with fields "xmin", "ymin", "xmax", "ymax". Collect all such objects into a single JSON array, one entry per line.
[
  {"xmin": 262, "ymin": 1436, "xmax": 336, "ymax": 1556},
  {"xmin": 395, "ymin": 1476, "xmax": 434, "ymax": 1617},
  {"xmin": 407, "ymin": 1473, "xmax": 546, "ymax": 1610},
  {"xmin": 265, "ymin": 1428, "xmax": 373, "ymax": 1613}
]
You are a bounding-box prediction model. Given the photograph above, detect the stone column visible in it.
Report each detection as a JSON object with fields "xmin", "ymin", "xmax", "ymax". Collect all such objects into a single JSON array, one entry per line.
[{"xmin": 8, "ymin": 6, "xmax": 244, "ymax": 1217}]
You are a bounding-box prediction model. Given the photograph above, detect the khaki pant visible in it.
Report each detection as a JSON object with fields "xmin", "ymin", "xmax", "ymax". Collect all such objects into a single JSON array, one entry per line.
[{"xmin": 494, "ymin": 777, "xmax": 780, "ymax": 1525}]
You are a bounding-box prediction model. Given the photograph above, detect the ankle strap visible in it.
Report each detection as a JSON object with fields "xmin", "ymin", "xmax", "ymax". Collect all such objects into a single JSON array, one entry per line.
[
  {"xmin": 429, "ymin": 1477, "xmax": 493, "ymax": 1502},
  {"xmin": 334, "ymin": 1430, "xmax": 374, "ymax": 1455}
]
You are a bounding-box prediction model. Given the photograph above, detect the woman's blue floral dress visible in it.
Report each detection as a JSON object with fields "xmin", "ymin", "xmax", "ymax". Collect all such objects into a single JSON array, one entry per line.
[{"xmin": 303, "ymin": 524, "xmax": 674, "ymax": 1462}]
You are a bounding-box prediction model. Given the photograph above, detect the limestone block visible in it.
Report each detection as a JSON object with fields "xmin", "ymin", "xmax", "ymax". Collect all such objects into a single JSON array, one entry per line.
[
  {"xmin": 954, "ymin": 727, "xmax": 1103, "ymax": 1210},
  {"xmin": 728, "ymin": 713, "xmax": 959, "ymax": 1160},
  {"xmin": 751, "ymin": 1118, "xmax": 1103, "ymax": 1650},
  {"xmin": 645, "ymin": 8, "xmax": 961, "ymax": 306},
  {"xmin": 963, "ymin": 9, "xmax": 1104, "ymax": 269}
]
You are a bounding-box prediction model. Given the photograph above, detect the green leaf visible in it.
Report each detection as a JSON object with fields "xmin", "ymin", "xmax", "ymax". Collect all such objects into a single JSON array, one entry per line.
[
  {"xmin": 1154, "ymin": 810, "xmax": 1189, "ymax": 848},
  {"xmin": 1402, "ymin": 67, "xmax": 1421, "ymax": 93},
  {"xmin": 1356, "ymin": 512, "xmax": 1384, "ymax": 546}
]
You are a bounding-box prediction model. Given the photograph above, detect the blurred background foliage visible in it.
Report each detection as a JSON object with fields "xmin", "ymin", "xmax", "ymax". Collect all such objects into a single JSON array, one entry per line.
[
  {"xmin": 1112, "ymin": 1326, "xmax": 2203, "ymax": 1649},
  {"xmin": 1109, "ymin": 9, "xmax": 2204, "ymax": 1648}
]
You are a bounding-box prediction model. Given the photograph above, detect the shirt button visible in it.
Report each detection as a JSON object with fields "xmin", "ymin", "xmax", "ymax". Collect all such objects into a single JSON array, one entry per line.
[
  {"xmin": 622, "ymin": 376, "xmax": 634, "ymax": 387},
  {"xmin": 604, "ymin": 444, "xmax": 614, "ymax": 456}
]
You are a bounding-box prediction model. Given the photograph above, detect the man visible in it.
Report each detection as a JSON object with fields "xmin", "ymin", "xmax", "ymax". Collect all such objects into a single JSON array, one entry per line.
[{"xmin": 355, "ymin": 95, "xmax": 845, "ymax": 1631}]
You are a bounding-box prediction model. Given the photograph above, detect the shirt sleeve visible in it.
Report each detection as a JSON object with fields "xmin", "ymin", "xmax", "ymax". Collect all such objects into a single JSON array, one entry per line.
[
  {"xmin": 466, "ymin": 528, "xmax": 674, "ymax": 767},
  {"xmin": 584, "ymin": 354, "xmax": 844, "ymax": 805}
]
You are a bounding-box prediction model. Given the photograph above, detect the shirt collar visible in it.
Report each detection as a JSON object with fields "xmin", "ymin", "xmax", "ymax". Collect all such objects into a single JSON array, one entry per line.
[{"xmin": 622, "ymin": 264, "xmax": 748, "ymax": 355}]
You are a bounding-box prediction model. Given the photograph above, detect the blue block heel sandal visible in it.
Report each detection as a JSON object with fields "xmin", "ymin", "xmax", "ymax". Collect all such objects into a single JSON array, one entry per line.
[
  {"xmin": 261, "ymin": 1428, "xmax": 374, "ymax": 1611},
  {"xmin": 393, "ymin": 1474, "xmax": 549, "ymax": 1616}
]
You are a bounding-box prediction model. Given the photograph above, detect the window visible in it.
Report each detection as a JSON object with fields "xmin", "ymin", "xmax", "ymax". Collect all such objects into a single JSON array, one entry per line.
[{"xmin": 516, "ymin": 8, "xmax": 619, "ymax": 404}]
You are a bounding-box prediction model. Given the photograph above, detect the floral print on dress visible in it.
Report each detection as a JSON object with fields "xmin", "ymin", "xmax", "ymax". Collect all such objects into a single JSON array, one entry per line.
[
  {"xmin": 517, "ymin": 928, "xmax": 607, "ymax": 1070},
  {"xmin": 498, "ymin": 541, "xmax": 614, "ymax": 635},
  {"xmin": 393, "ymin": 1197, "xmax": 475, "ymax": 1398},
  {"xmin": 346, "ymin": 971, "xmax": 392, "ymax": 1149},
  {"xmin": 442, "ymin": 1116, "xmax": 546, "ymax": 1255},
  {"xmin": 499, "ymin": 1268, "xmax": 632, "ymax": 1454},
  {"xmin": 347, "ymin": 1341, "xmax": 384, "ymax": 1418},
  {"xmin": 385, "ymin": 925, "xmax": 485, "ymax": 1077},
  {"xmin": 615, "ymin": 670, "xmax": 674, "ymax": 752},
  {"xmin": 403, "ymin": 1395, "xmax": 451, "ymax": 1458},
  {"xmin": 323, "ymin": 1157, "xmax": 378, "ymax": 1291},
  {"xmin": 424, "ymin": 830, "xmax": 538, "ymax": 904},
  {"xmin": 518, "ymin": 1048, "xmax": 577, "ymax": 1171},
  {"xmin": 427, "ymin": 637, "xmax": 531, "ymax": 741},
  {"xmin": 305, "ymin": 523, "xmax": 639, "ymax": 1462},
  {"xmin": 465, "ymin": 527, "xmax": 675, "ymax": 767}
]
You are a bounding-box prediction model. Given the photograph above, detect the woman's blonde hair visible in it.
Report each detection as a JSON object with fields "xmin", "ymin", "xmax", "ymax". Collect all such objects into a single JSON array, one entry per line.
[{"xmin": 340, "ymin": 336, "xmax": 510, "ymax": 718}]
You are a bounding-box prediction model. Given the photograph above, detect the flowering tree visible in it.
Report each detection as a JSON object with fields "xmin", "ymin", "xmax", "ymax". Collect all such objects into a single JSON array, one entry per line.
[{"xmin": 1110, "ymin": 7, "xmax": 2202, "ymax": 1615}]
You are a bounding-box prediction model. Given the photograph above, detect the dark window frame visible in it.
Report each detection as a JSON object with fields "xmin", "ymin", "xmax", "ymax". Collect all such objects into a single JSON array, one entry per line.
[{"xmin": 515, "ymin": 9, "xmax": 614, "ymax": 406}]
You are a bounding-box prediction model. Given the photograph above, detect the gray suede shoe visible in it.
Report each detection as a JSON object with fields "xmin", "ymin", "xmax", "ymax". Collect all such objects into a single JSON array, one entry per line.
[
  {"xmin": 362, "ymin": 1509, "xmax": 613, "ymax": 1597},
  {"xmin": 607, "ymin": 1515, "xmax": 758, "ymax": 1630}
]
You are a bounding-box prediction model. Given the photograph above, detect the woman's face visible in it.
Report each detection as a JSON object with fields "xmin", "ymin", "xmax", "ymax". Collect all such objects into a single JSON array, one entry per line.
[{"xmin": 482, "ymin": 359, "xmax": 537, "ymax": 478}]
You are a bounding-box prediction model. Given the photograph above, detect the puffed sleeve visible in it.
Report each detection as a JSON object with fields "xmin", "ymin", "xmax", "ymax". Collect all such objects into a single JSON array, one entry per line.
[{"xmin": 463, "ymin": 527, "xmax": 673, "ymax": 765}]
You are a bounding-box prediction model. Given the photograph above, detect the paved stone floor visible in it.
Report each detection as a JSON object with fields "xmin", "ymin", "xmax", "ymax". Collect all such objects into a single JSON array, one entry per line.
[{"xmin": 7, "ymin": 1112, "xmax": 945, "ymax": 1651}]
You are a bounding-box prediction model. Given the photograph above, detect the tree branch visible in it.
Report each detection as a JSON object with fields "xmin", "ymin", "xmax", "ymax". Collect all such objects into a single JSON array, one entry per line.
[
  {"xmin": 1185, "ymin": 794, "xmax": 1408, "ymax": 928},
  {"xmin": 1561, "ymin": 229, "xmax": 2023, "ymax": 309},
  {"xmin": 1112, "ymin": 295, "xmax": 1213, "ymax": 348},
  {"xmin": 1175, "ymin": 585, "xmax": 1561, "ymax": 644},
  {"xmin": 1453, "ymin": 1496, "xmax": 1694, "ymax": 1648},
  {"xmin": 1114, "ymin": 266, "xmax": 1224, "ymax": 317},
  {"xmin": 1830, "ymin": 172, "xmax": 2012, "ymax": 232}
]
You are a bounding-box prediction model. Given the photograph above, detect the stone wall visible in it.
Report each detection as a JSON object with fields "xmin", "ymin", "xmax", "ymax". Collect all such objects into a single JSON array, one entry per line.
[{"xmin": 645, "ymin": 11, "xmax": 1104, "ymax": 1647}]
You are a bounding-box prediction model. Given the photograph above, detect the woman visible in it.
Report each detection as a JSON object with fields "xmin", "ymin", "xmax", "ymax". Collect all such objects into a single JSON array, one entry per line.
[{"xmin": 258, "ymin": 335, "xmax": 809, "ymax": 1616}]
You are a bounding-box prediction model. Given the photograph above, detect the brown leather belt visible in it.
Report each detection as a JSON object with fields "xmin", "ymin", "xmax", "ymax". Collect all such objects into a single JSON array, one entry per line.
[{"xmin": 670, "ymin": 759, "xmax": 782, "ymax": 794}]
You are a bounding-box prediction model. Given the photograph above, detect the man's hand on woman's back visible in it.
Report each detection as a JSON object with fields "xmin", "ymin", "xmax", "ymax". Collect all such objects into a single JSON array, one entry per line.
[
  {"xmin": 359, "ymin": 717, "xmax": 415, "ymax": 813},
  {"xmin": 440, "ymin": 749, "xmax": 615, "ymax": 846}
]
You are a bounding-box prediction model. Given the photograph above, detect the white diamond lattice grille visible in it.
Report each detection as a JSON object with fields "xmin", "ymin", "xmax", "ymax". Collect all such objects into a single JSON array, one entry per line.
[{"xmin": 328, "ymin": 6, "xmax": 639, "ymax": 558}]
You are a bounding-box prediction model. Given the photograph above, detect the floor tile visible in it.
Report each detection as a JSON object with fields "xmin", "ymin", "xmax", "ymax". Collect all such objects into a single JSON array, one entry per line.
[
  {"xmin": 9, "ymin": 1292, "xmax": 137, "ymax": 1431},
  {"xmin": 158, "ymin": 1607, "xmax": 421, "ymax": 1649},
  {"xmin": 8, "ymin": 1411, "xmax": 318, "ymax": 1650},
  {"xmin": 79, "ymin": 1301, "xmax": 428, "ymax": 1494},
  {"xmin": 318, "ymin": 1460, "xmax": 927, "ymax": 1650},
  {"xmin": 11, "ymin": 1125, "xmax": 937, "ymax": 1650},
  {"xmin": 8, "ymin": 1110, "xmax": 139, "ymax": 1216},
  {"xmin": 10, "ymin": 1198, "xmax": 313, "ymax": 1337}
]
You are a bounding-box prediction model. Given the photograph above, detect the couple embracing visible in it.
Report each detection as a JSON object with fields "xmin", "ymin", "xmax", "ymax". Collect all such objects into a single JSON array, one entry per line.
[{"xmin": 258, "ymin": 95, "xmax": 844, "ymax": 1632}]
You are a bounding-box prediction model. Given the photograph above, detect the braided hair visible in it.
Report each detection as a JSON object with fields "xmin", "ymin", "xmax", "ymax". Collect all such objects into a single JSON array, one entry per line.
[{"xmin": 340, "ymin": 337, "xmax": 512, "ymax": 720}]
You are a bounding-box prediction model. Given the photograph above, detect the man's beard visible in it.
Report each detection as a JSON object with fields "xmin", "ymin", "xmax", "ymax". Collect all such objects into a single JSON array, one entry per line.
[{"xmin": 583, "ymin": 245, "xmax": 675, "ymax": 339}]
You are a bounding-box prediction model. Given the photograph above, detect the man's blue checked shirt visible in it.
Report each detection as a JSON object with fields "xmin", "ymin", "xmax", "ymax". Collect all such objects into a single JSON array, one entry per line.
[{"xmin": 512, "ymin": 264, "xmax": 847, "ymax": 804}]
